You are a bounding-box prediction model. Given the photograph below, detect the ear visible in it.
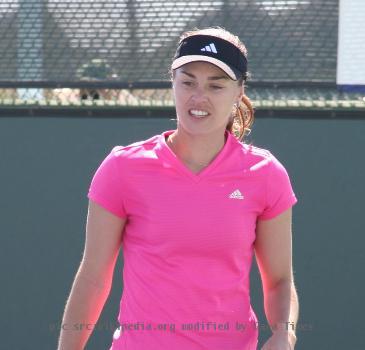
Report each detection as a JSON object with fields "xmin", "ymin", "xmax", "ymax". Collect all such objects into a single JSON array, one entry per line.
[{"xmin": 236, "ymin": 85, "xmax": 244, "ymax": 103}]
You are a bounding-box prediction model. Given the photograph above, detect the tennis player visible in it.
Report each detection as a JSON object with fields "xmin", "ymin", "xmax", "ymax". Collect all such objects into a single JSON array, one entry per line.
[{"xmin": 58, "ymin": 27, "xmax": 299, "ymax": 350}]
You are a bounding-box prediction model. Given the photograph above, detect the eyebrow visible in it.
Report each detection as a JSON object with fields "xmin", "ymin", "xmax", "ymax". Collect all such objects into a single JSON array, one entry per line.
[{"xmin": 180, "ymin": 70, "xmax": 229, "ymax": 81}]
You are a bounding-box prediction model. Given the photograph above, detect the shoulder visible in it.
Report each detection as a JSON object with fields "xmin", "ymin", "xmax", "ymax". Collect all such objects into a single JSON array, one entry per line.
[
  {"xmin": 240, "ymin": 144, "xmax": 293, "ymax": 189},
  {"xmin": 230, "ymin": 138, "xmax": 292, "ymax": 182},
  {"xmin": 235, "ymin": 141, "xmax": 279, "ymax": 173},
  {"xmin": 241, "ymin": 143, "xmax": 272, "ymax": 160},
  {"xmin": 109, "ymin": 133, "xmax": 161, "ymax": 159}
]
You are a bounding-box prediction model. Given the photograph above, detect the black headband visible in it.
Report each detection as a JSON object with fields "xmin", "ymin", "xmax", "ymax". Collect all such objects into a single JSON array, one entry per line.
[{"xmin": 172, "ymin": 34, "xmax": 248, "ymax": 80}]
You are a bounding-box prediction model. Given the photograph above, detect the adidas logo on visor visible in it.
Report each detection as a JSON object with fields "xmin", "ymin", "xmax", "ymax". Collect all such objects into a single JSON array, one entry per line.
[{"xmin": 201, "ymin": 43, "xmax": 218, "ymax": 54}]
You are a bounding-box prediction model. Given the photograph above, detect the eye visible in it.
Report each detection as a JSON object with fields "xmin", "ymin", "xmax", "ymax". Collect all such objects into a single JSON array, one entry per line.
[
  {"xmin": 182, "ymin": 81, "xmax": 193, "ymax": 86},
  {"xmin": 211, "ymin": 85, "xmax": 224, "ymax": 90}
]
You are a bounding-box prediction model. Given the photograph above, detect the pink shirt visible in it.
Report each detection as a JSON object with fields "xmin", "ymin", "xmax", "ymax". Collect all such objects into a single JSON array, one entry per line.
[{"xmin": 87, "ymin": 129, "xmax": 298, "ymax": 350}]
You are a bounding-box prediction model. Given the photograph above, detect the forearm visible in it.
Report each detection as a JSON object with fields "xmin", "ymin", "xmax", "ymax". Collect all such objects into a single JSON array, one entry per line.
[
  {"xmin": 263, "ymin": 279, "xmax": 299, "ymax": 336},
  {"xmin": 57, "ymin": 270, "xmax": 112, "ymax": 350}
]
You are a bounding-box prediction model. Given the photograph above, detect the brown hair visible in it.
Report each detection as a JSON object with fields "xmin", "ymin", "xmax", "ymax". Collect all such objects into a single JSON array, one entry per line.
[{"xmin": 170, "ymin": 26, "xmax": 254, "ymax": 142}]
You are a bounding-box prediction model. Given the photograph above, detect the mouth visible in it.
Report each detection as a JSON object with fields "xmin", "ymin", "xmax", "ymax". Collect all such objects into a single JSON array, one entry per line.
[{"xmin": 189, "ymin": 109, "xmax": 210, "ymax": 119}]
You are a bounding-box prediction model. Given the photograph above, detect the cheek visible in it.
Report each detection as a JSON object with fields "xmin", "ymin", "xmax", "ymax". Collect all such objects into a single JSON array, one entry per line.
[
  {"xmin": 216, "ymin": 95, "xmax": 235, "ymax": 115},
  {"xmin": 173, "ymin": 88, "xmax": 189, "ymax": 108}
]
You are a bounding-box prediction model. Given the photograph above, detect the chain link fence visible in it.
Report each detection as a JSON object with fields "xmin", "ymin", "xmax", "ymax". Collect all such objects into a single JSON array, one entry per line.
[{"xmin": 0, "ymin": 0, "xmax": 364, "ymax": 112}]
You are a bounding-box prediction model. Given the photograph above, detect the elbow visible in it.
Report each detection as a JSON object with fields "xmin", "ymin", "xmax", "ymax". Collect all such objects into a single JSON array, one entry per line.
[{"xmin": 264, "ymin": 277, "xmax": 295, "ymax": 292}]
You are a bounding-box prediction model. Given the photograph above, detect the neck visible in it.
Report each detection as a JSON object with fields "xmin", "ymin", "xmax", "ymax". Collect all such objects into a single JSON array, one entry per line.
[{"xmin": 166, "ymin": 129, "xmax": 227, "ymax": 169}]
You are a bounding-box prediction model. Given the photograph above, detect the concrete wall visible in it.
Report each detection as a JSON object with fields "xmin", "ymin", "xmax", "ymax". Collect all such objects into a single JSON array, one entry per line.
[{"xmin": 1, "ymin": 115, "xmax": 364, "ymax": 349}]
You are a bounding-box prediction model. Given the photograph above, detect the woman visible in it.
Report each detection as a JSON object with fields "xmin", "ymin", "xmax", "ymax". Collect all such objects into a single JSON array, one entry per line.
[{"xmin": 58, "ymin": 27, "xmax": 299, "ymax": 350}]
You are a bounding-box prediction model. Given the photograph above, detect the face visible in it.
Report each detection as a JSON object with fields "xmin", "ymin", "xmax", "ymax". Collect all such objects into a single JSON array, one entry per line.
[{"xmin": 172, "ymin": 61, "xmax": 243, "ymax": 137}]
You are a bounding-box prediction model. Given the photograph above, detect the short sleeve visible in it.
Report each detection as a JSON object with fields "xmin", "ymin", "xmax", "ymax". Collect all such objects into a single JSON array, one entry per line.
[
  {"xmin": 258, "ymin": 153, "xmax": 298, "ymax": 220},
  {"xmin": 87, "ymin": 147, "xmax": 127, "ymax": 218}
]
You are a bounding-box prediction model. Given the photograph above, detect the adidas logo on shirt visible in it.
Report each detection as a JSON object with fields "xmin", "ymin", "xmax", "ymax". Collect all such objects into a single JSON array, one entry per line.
[
  {"xmin": 229, "ymin": 189, "xmax": 244, "ymax": 200},
  {"xmin": 201, "ymin": 43, "xmax": 218, "ymax": 54}
]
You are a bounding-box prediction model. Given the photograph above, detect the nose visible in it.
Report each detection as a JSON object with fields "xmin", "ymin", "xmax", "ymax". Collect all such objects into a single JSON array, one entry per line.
[{"xmin": 190, "ymin": 86, "xmax": 208, "ymax": 103}]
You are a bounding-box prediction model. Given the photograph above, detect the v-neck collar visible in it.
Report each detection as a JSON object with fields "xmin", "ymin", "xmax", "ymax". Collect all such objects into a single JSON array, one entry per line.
[{"xmin": 156, "ymin": 129, "xmax": 234, "ymax": 183}]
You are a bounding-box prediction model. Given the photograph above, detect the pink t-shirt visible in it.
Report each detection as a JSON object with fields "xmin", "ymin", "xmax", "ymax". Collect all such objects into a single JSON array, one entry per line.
[{"xmin": 87, "ymin": 129, "xmax": 298, "ymax": 350}]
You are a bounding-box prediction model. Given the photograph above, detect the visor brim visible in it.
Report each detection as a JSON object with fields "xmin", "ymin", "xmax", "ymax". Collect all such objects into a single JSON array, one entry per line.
[{"xmin": 171, "ymin": 55, "xmax": 238, "ymax": 80}]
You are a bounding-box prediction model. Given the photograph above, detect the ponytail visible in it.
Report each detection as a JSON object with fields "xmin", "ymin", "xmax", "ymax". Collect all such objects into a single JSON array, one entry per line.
[{"xmin": 226, "ymin": 94, "xmax": 254, "ymax": 142}]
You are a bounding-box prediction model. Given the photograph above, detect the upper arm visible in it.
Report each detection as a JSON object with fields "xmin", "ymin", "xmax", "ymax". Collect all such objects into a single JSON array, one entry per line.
[
  {"xmin": 254, "ymin": 207, "xmax": 294, "ymax": 290},
  {"xmin": 78, "ymin": 199, "xmax": 127, "ymax": 288}
]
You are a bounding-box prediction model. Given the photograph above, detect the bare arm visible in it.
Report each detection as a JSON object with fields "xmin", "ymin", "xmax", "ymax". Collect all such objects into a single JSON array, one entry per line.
[
  {"xmin": 57, "ymin": 200, "xmax": 127, "ymax": 350},
  {"xmin": 254, "ymin": 207, "xmax": 299, "ymax": 348}
]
